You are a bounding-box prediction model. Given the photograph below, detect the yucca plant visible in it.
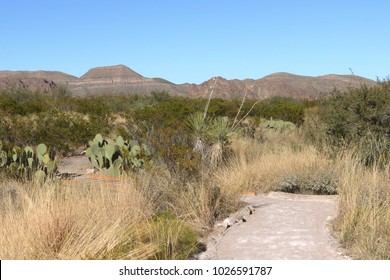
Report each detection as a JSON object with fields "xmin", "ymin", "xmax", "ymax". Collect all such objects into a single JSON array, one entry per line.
[
  {"xmin": 208, "ymin": 116, "xmax": 234, "ymax": 144},
  {"xmin": 188, "ymin": 113, "xmax": 236, "ymax": 168},
  {"xmin": 207, "ymin": 117, "xmax": 235, "ymax": 167},
  {"xmin": 187, "ymin": 112, "xmax": 208, "ymax": 156}
]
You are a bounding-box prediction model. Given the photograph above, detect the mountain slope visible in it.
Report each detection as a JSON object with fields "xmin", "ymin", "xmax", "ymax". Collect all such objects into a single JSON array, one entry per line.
[
  {"xmin": 67, "ymin": 65, "xmax": 186, "ymax": 96},
  {"xmin": 191, "ymin": 72, "xmax": 376, "ymax": 99},
  {"xmin": 0, "ymin": 65, "xmax": 377, "ymax": 99}
]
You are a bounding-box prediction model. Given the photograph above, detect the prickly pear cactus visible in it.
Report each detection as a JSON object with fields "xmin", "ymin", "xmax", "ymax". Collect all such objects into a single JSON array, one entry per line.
[
  {"xmin": 85, "ymin": 134, "xmax": 152, "ymax": 176},
  {"xmin": 0, "ymin": 141, "xmax": 57, "ymax": 182}
]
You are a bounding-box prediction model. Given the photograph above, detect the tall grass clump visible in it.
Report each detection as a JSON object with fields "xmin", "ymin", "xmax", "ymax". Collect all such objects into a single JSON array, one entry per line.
[
  {"xmin": 214, "ymin": 131, "xmax": 338, "ymax": 195},
  {"xmin": 139, "ymin": 167, "xmax": 243, "ymax": 233},
  {"xmin": 0, "ymin": 179, "xmax": 199, "ymax": 260},
  {"xmin": 334, "ymin": 152, "xmax": 390, "ymax": 259}
]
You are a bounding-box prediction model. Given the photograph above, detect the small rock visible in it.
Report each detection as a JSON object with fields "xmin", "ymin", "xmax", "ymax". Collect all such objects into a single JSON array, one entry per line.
[
  {"xmin": 86, "ymin": 168, "xmax": 95, "ymax": 174},
  {"xmin": 222, "ymin": 218, "xmax": 236, "ymax": 229},
  {"xmin": 235, "ymin": 214, "xmax": 247, "ymax": 223},
  {"xmin": 247, "ymin": 205, "xmax": 255, "ymax": 215}
]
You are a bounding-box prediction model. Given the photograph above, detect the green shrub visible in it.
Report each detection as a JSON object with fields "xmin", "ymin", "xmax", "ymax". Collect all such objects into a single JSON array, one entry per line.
[
  {"xmin": 0, "ymin": 89, "xmax": 51, "ymax": 115},
  {"xmin": 317, "ymin": 80, "xmax": 390, "ymax": 166},
  {"xmin": 251, "ymin": 97, "xmax": 305, "ymax": 126},
  {"xmin": 149, "ymin": 127, "xmax": 202, "ymax": 179},
  {"xmin": 99, "ymin": 211, "xmax": 199, "ymax": 260},
  {"xmin": 75, "ymin": 97, "xmax": 111, "ymax": 116},
  {"xmin": 132, "ymin": 97, "xmax": 203, "ymax": 131},
  {"xmin": 150, "ymin": 211, "xmax": 198, "ymax": 260},
  {"xmin": 0, "ymin": 111, "xmax": 104, "ymax": 155},
  {"xmin": 276, "ymin": 171, "xmax": 339, "ymax": 195},
  {"xmin": 151, "ymin": 90, "xmax": 171, "ymax": 102}
]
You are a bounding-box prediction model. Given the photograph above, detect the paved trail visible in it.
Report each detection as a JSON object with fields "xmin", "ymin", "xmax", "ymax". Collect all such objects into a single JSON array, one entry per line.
[{"xmin": 199, "ymin": 192, "xmax": 348, "ymax": 260}]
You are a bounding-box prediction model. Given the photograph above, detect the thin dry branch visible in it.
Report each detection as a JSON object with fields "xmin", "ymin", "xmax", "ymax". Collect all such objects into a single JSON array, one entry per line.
[
  {"xmin": 203, "ymin": 77, "xmax": 217, "ymax": 120},
  {"xmin": 232, "ymin": 88, "xmax": 248, "ymax": 129},
  {"xmin": 232, "ymin": 93, "xmax": 269, "ymax": 130}
]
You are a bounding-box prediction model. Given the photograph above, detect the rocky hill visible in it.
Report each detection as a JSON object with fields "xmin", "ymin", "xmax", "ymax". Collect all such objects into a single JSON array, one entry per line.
[
  {"xmin": 0, "ymin": 70, "xmax": 77, "ymax": 93},
  {"xmin": 67, "ymin": 65, "xmax": 186, "ymax": 96},
  {"xmin": 0, "ymin": 65, "xmax": 376, "ymax": 99}
]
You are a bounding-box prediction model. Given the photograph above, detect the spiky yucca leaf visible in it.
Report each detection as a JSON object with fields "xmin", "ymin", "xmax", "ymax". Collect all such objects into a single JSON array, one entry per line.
[
  {"xmin": 208, "ymin": 117, "xmax": 234, "ymax": 143},
  {"xmin": 187, "ymin": 112, "xmax": 208, "ymax": 138}
]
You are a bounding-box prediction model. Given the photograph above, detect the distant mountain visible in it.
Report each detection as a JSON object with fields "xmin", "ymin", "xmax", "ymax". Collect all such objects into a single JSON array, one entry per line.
[
  {"xmin": 64, "ymin": 65, "xmax": 187, "ymax": 96},
  {"xmin": 0, "ymin": 65, "xmax": 377, "ymax": 99},
  {"xmin": 0, "ymin": 70, "xmax": 77, "ymax": 83},
  {"xmin": 0, "ymin": 70, "xmax": 77, "ymax": 93}
]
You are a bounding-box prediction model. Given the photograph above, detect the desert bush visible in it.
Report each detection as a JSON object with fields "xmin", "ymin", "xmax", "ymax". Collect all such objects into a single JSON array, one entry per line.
[
  {"xmin": 0, "ymin": 89, "xmax": 50, "ymax": 115},
  {"xmin": 132, "ymin": 97, "xmax": 203, "ymax": 131},
  {"xmin": 205, "ymin": 97, "xmax": 305, "ymax": 126},
  {"xmin": 148, "ymin": 127, "xmax": 202, "ymax": 179},
  {"xmin": 316, "ymin": 80, "xmax": 390, "ymax": 166},
  {"xmin": 0, "ymin": 110, "xmax": 106, "ymax": 155},
  {"xmin": 0, "ymin": 89, "xmax": 113, "ymax": 154},
  {"xmin": 251, "ymin": 97, "xmax": 305, "ymax": 126},
  {"xmin": 151, "ymin": 90, "xmax": 171, "ymax": 102},
  {"xmin": 276, "ymin": 169, "xmax": 338, "ymax": 195},
  {"xmin": 74, "ymin": 97, "xmax": 111, "ymax": 116}
]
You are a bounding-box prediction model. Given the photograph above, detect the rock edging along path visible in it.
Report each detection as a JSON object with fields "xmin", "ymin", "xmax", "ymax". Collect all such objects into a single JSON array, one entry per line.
[{"xmin": 198, "ymin": 192, "xmax": 349, "ymax": 260}]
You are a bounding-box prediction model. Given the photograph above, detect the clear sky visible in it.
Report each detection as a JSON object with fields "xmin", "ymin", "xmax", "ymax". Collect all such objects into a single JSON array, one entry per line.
[{"xmin": 1, "ymin": 0, "xmax": 389, "ymax": 84}]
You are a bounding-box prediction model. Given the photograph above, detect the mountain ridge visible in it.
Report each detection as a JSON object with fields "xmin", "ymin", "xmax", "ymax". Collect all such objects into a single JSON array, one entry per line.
[{"xmin": 0, "ymin": 65, "xmax": 377, "ymax": 99}]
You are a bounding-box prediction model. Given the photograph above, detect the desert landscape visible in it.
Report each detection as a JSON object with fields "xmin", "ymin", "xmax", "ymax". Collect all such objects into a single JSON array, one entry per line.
[{"xmin": 0, "ymin": 66, "xmax": 389, "ymax": 260}]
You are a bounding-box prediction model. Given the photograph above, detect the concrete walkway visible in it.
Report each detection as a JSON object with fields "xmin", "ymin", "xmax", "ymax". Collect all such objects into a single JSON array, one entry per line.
[{"xmin": 199, "ymin": 192, "xmax": 348, "ymax": 260}]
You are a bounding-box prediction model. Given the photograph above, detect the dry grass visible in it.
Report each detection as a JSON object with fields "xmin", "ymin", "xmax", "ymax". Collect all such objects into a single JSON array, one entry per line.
[
  {"xmin": 138, "ymin": 168, "xmax": 243, "ymax": 233},
  {"xmin": 3, "ymin": 127, "xmax": 389, "ymax": 260},
  {"xmin": 0, "ymin": 180, "xmax": 156, "ymax": 259},
  {"xmin": 173, "ymin": 181, "xmax": 244, "ymax": 232},
  {"xmin": 214, "ymin": 132, "xmax": 336, "ymax": 194},
  {"xmin": 217, "ymin": 132, "xmax": 390, "ymax": 259},
  {"xmin": 0, "ymin": 162, "xmax": 240, "ymax": 259},
  {"xmin": 334, "ymin": 153, "xmax": 390, "ymax": 259}
]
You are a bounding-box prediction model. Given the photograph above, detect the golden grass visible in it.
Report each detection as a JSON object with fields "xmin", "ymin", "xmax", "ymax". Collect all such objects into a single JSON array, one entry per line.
[
  {"xmin": 0, "ymin": 180, "xmax": 155, "ymax": 259},
  {"xmin": 173, "ymin": 181, "xmax": 244, "ymax": 232},
  {"xmin": 215, "ymin": 133, "xmax": 335, "ymax": 194},
  {"xmin": 0, "ymin": 165, "xmax": 235, "ymax": 259},
  {"xmin": 334, "ymin": 153, "xmax": 390, "ymax": 259},
  {"xmin": 138, "ymin": 168, "xmax": 243, "ymax": 233}
]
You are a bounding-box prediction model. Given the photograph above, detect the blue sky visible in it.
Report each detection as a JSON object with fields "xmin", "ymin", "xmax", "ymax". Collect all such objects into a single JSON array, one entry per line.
[{"xmin": 1, "ymin": 0, "xmax": 389, "ymax": 84}]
